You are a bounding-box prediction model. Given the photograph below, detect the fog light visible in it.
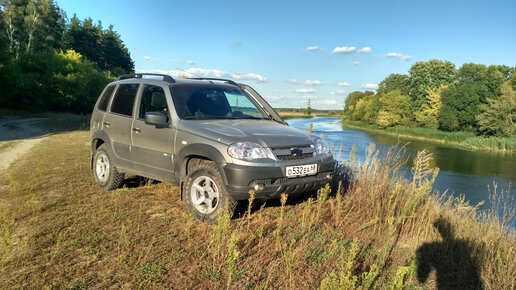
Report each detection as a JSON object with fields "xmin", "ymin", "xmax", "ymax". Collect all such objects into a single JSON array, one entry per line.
[
  {"xmin": 326, "ymin": 173, "xmax": 332, "ymax": 180},
  {"xmin": 254, "ymin": 183, "xmax": 264, "ymax": 191}
]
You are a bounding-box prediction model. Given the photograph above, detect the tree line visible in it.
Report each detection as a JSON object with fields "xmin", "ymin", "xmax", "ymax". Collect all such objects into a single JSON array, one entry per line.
[
  {"xmin": 343, "ymin": 60, "xmax": 516, "ymax": 137},
  {"xmin": 0, "ymin": 0, "xmax": 134, "ymax": 113}
]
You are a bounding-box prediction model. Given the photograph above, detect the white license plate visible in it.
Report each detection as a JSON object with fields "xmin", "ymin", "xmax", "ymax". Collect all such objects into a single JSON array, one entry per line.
[{"xmin": 286, "ymin": 164, "xmax": 317, "ymax": 178}]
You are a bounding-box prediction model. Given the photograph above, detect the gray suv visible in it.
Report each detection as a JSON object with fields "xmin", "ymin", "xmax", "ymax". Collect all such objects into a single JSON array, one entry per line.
[{"xmin": 90, "ymin": 73, "xmax": 334, "ymax": 223}]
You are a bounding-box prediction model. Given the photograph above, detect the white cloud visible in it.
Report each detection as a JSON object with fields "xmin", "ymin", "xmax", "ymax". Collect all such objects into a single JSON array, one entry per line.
[
  {"xmin": 264, "ymin": 95, "xmax": 285, "ymax": 101},
  {"xmin": 272, "ymin": 89, "xmax": 279, "ymax": 92},
  {"xmin": 314, "ymin": 100, "xmax": 338, "ymax": 106},
  {"xmin": 143, "ymin": 56, "xmax": 154, "ymax": 62},
  {"xmin": 337, "ymin": 82, "xmax": 351, "ymax": 87},
  {"xmin": 186, "ymin": 60, "xmax": 195, "ymax": 65},
  {"xmin": 138, "ymin": 68, "xmax": 267, "ymax": 83},
  {"xmin": 286, "ymin": 79, "xmax": 298, "ymax": 85},
  {"xmin": 306, "ymin": 46, "xmax": 322, "ymax": 52},
  {"xmin": 304, "ymin": 80, "xmax": 322, "ymax": 86},
  {"xmin": 295, "ymin": 88, "xmax": 316, "ymax": 93},
  {"xmin": 331, "ymin": 90, "xmax": 347, "ymax": 95},
  {"xmin": 386, "ymin": 52, "xmax": 403, "ymax": 58},
  {"xmin": 386, "ymin": 52, "xmax": 413, "ymax": 61},
  {"xmin": 357, "ymin": 47, "xmax": 372, "ymax": 53},
  {"xmin": 400, "ymin": 55, "xmax": 414, "ymax": 61},
  {"xmin": 352, "ymin": 61, "xmax": 360, "ymax": 66},
  {"xmin": 333, "ymin": 46, "xmax": 356, "ymax": 54},
  {"xmin": 360, "ymin": 84, "xmax": 379, "ymax": 90},
  {"xmin": 301, "ymin": 95, "xmax": 316, "ymax": 99}
]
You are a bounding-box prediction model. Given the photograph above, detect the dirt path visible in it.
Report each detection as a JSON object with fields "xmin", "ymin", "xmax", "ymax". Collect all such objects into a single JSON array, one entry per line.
[{"xmin": 0, "ymin": 117, "xmax": 50, "ymax": 172}]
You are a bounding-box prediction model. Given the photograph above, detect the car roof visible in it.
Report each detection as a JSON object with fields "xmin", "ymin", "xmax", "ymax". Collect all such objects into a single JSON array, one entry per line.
[{"xmin": 111, "ymin": 73, "xmax": 240, "ymax": 88}]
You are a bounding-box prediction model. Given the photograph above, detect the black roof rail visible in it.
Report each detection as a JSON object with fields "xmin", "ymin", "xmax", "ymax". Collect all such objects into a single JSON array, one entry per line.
[
  {"xmin": 188, "ymin": 77, "xmax": 237, "ymax": 86},
  {"xmin": 116, "ymin": 73, "xmax": 175, "ymax": 83}
]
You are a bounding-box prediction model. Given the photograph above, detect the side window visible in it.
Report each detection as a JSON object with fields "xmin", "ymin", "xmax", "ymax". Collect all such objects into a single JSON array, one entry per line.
[
  {"xmin": 110, "ymin": 84, "xmax": 139, "ymax": 117},
  {"xmin": 97, "ymin": 85, "xmax": 115, "ymax": 111},
  {"xmin": 139, "ymin": 85, "xmax": 169, "ymax": 119}
]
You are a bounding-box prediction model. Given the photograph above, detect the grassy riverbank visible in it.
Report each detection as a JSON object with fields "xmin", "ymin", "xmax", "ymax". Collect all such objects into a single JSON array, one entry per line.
[
  {"xmin": 342, "ymin": 120, "xmax": 516, "ymax": 153},
  {"xmin": 277, "ymin": 110, "xmax": 343, "ymax": 120},
  {"xmin": 1, "ymin": 125, "xmax": 514, "ymax": 288}
]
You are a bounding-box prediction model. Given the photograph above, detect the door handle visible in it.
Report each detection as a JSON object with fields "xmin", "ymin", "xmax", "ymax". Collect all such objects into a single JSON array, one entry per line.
[
  {"xmin": 132, "ymin": 127, "xmax": 142, "ymax": 133},
  {"xmin": 103, "ymin": 121, "xmax": 111, "ymax": 127}
]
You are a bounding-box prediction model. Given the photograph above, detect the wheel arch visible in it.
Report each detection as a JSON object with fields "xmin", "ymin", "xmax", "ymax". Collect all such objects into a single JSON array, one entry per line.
[
  {"xmin": 90, "ymin": 131, "xmax": 113, "ymax": 170},
  {"xmin": 175, "ymin": 144, "xmax": 228, "ymax": 200}
]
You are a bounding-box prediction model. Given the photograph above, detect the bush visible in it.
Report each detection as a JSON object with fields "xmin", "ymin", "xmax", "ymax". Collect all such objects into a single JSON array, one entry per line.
[{"xmin": 0, "ymin": 50, "xmax": 112, "ymax": 114}]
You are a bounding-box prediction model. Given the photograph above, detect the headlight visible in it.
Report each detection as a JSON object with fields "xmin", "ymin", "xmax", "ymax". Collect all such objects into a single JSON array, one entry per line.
[
  {"xmin": 228, "ymin": 142, "xmax": 267, "ymax": 160},
  {"xmin": 314, "ymin": 138, "xmax": 330, "ymax": 155}
]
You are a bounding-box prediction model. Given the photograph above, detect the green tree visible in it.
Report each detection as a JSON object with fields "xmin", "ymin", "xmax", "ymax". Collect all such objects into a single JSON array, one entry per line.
[
  {"xmin": 53, "ymin": 50, "xmax": 111, "ymax": 112},
  {"xmin": 439, "ymin": 63, "xmax": 504, "ymax": 131},
  {"xmin": 493, "ymin": 65, "xmax": 516, "ymax": 81},
  {"xmin": 476, "ymin": 81, "xmax": 516, "ymax": 137},
  {"xmin": 63, "ymin": 15, "xmax": 134, "ymax": 74},
  {"xmin": 99, "ymin": 25, "xmax": 133, "ymax": 73},
  {"xmin": 414, "ymin": 86, "xmax": 446, "ymax": 129},
  {"xmin": 0, "ymin": 0, "xmax": 64, "ymax": 55},
  {"xmin": 23, "ymin": 0, "xmax": 65, "ymax": 52},
  {"xmin": 343, "ymin": 91, "xmax": 374, "ymax": 116},
  {"xmin": 376, "ymin": 90, "xmax": 411, "ymax": 128},
  {"xmin": 0, "ymin": 7, "xmax": 9, "ymax": 61},
  {"xmin": 304, "ymin": 106, "xmax": 312, "ymax": 117},
  {"xmin": 377, "ymin": 73, "xmax": 410, "ymax": 96},
  {"xmin": 63, "ymin": 15, "xmax": 102, "ymax": 65},
  {"xmin": 409, "ymin": 60, "xmax": 456, "ymax": 111}
]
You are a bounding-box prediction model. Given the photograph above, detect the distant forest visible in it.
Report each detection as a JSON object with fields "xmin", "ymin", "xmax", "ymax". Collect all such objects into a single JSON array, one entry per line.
[
  {"xmin": 344, "ymin": 60, "xmax": 516, "ymax": 137},
  {"xmin": 0, "ymin": 0, "xmax": 134, "ymax": 113}
]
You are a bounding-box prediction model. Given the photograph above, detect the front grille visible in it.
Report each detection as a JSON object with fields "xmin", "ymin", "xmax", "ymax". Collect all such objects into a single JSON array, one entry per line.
[
  {"xmin": 270, "ymin": 144, "xmax": 313, "ymax": 151},
  {"xmin": 276, "ymin": 153, "xmax": 315, "ymax": 161},
  {"xmin": 270, "ymin": 143, "xmax": 315, "ymax": 161}
]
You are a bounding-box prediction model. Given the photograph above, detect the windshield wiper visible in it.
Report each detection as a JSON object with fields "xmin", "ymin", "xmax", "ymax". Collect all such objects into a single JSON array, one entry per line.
[{"xmin": 231, "ymin": 116, "xmax": 264, "ymax": 120}]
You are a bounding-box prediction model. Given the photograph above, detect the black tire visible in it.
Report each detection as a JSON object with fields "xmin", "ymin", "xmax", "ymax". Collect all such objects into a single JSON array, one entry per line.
[
  {"xmin": 93, "ymin": 144, "xmax": 124, "ymax": 190},
  {"xmin": 183, "ymin": 159, "xmax": 237, "ymax": 224}
]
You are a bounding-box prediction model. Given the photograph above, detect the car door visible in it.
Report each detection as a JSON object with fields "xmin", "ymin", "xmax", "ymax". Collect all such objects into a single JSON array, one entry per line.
[
  {"xmin": 131, "ymin": 84, "xmax": 176, "ymax": 181},
  {"xmin": 103, "ymin": 83, "xmax": 139, "ymax": 170}
]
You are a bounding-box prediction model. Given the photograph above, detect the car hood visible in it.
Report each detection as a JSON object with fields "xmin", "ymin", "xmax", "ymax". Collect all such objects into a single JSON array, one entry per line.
[{"xmin": 179, "ymin": 119, "xmax": 316, "ymax": 147}]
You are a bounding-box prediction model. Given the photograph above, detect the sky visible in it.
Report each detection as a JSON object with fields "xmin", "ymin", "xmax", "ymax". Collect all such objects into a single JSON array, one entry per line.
[{"xmin": 57, "ymin": 0, "xmax": 516, "ymax": 110}]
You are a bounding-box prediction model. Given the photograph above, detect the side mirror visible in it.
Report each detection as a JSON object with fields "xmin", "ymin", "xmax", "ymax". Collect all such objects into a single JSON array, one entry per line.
[{"xmin": 144, "ymin": 111, "xmax": 168, "ymax": 127}]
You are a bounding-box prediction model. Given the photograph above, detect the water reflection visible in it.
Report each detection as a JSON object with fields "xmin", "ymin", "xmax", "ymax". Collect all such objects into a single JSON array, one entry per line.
[{"xmin": 287, "ymin": 117, "xmax": 515, "ymax": 210}]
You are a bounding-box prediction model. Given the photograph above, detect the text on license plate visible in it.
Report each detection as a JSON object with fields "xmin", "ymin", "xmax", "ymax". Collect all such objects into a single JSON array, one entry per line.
[{"xmin": 286, "ymin": 164, "xmax": 317, "ymax": 178}]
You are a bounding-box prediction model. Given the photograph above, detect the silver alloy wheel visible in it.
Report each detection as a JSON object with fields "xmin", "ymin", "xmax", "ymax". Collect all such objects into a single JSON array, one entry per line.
[
  {"xmin": 95, "ymin": 153, "xmax": 110, "ymax": 183},
  {"xmin": 190, "ymin": 175, "xmax": 220, "ymax": 215}
]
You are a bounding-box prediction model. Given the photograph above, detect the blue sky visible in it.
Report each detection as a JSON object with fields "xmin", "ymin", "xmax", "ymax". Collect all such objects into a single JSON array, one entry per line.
[{"xmin": 57, "ymin": 0, "xmax": 515, "ymax": 109}]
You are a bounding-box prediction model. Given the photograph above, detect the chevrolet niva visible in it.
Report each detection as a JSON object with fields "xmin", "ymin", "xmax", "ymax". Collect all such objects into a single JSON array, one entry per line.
[{"xmin": 90, "ymin": 73, "xmax": 334, "ymax": 223}]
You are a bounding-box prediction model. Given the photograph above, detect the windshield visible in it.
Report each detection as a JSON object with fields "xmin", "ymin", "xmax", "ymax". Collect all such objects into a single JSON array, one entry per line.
[{"xmin": 170, "ymin": 84, "xmax": 268, "ymax": 120}]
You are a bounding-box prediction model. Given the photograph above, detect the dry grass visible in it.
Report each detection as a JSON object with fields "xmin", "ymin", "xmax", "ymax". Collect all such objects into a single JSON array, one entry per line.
[
  {"xmin": 0, "ymin": 141, "xmax": 20, "ymax": 154},
  {"xmin": 0, "ymin": 130, "xmax": 514, "ymax": 289}
]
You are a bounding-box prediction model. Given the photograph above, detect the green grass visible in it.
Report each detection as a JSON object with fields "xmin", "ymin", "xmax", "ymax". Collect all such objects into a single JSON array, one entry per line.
[
  {"xmin": 278, "ymin": 110, "xmax": 343, "ymax": 120},
  {"xmin": 0, "ymin": 123, "xmax": 514, "ymax": 288},
  {"xmin": 342, "ymin": 120, "xmax": 516, "ymax": 153}
]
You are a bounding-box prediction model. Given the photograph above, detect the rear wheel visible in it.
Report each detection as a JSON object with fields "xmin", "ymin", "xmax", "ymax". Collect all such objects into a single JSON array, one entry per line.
[
  {"xmin": 184, "ymin": 159, "xmax": 236, "ymax": 224},
  {"xmin": 93, "ymin": 144, "xmax": 124, "ymax": 190}
]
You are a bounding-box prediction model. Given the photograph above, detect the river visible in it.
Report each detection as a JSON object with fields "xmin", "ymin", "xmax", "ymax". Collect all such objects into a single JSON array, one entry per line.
[{"xmin": 287, "ymin": 117, "xmax": 516, "ymax": 214}]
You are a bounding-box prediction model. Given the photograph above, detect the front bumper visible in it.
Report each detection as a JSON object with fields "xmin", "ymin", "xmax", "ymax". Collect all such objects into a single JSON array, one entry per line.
[{"xmin": 222, "ymin": 156, "xmax": 334, "ymax": 200}]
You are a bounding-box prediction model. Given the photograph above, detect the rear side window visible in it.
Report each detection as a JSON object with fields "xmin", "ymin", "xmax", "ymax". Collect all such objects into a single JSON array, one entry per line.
[
  {"xmin": 97, "ymin": 85, "xmax": 115, "ymax": 111},
  {"xmin": 110, "ymin": 84, "xmax": 139, "ymax": 117}
]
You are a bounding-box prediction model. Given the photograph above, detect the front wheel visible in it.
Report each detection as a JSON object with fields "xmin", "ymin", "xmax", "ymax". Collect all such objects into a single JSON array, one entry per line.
[
  {"xmin": 184, "ymin": 160, "xmax": 236, "ymax": 224},
  {"xmin": 93, "ymin": 144, "xmax": 124, "ymax": 190}
]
